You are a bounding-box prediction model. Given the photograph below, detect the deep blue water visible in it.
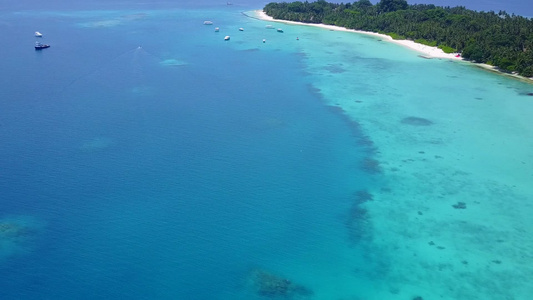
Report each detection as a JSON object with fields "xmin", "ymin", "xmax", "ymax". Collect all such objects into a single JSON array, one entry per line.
[{"xmin": 0, "ymin": 4, "xmax": 372, "ymax": 299}]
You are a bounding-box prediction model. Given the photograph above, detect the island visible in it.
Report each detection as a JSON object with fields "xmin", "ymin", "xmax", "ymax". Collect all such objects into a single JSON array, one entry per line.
[{"xmin": 263, "ymin": 0, "xmax": 533, "ymax": 78}]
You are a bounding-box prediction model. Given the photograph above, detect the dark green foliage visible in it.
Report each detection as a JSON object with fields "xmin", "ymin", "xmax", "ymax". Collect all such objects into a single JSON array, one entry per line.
[
  {"xmin": 415, "ymin": 38, "xmax": 437, "ymax": 46},
  {"xmin": 263, "ymin": 0, "xmax": 533, "ymax": 77},
  {"xmin": 438, "ymin": 45, "xmax": 456, "ymax": 53},
  {"xmin": 377, "ymin": 0, "xmax": 408, "ymax": 13},
  {"xmin": 388, "ymin": 32, "xmax": 406, "ymax": 40}
]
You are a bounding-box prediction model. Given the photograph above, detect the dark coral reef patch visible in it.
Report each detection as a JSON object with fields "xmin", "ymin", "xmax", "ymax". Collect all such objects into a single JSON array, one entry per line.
[
  {"xmin": 345, "ymin": 190, "xmax": 373, "ymax": 243},
  {"xmin": 0, "ymin": 216, "xmax": 43, "ymax": 260},
  {"xmin": 401, "ymin": 117, "xmax": 434, "ymax": 126},
  {"xmin": 353, "ymin": 190, "xmax": 373, "ymax": 204},
  {"xmin": 452, "ymin": 202, "xmax": 467, "ymax": 209},
  {"xmin": 360, "ymin": 157, "xmax": 381, "ymax": 174},
  {"xmin": 250, "ymin": 269, "xmax": 313, "ymax": 298}
]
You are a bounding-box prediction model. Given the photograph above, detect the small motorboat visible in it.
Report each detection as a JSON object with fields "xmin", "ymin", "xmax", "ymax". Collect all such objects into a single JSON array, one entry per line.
[
  {"xmin": 265, "ymin": 25, "xmax": 274, "ymax": 29},
  {"xmin": 35, "ymin": 31, "xmax": 43, "ymax": 37},
  {"xmin": 224, "ymin": 36, "xmax": 230, "ymax": 41},
  {"xmin": 263, "ymin": 39, "xmax": 266, "ymax": 43},
  {"xmin": 204, "ymin": 21, "xmax": 213, "ymax": 25},
  {"xmin": 215, "ymin": 27, "xmax": 220, "ymax": 32},
  {"xmin": 277, "ymin": 28, "xmax": 283, "ymax": 33},
  {"xmin": 35, "ymin": 41, "xmax": 50, "ymax": 49},
  {"xmin": 239, "ymin": 28, "xmax": 244, "ymax": 31}
]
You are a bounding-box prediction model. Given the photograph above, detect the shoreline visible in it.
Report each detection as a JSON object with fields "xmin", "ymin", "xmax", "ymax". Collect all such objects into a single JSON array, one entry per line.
[
  {"xmin": 254, "ymin": 10, "xmax": 533, "ymax": 82},
  {"xmin": 254, "ymin": 10, "xmax": 461, "ymax": 60}
]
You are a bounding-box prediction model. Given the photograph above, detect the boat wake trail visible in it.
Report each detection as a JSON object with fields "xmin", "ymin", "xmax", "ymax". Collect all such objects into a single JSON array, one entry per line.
[{"xmin": 57, "ymin": 46, "xmax": 163, "ymax": 96}]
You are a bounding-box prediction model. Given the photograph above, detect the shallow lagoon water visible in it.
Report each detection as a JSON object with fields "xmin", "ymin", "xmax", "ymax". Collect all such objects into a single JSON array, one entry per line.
[
  {"xmin": 296, "ymin": 24, "xmax": 533, "ymax": 299},
  {"xmin": 1, "ymin": 2, "xmax": 533, "ymax": 300}
]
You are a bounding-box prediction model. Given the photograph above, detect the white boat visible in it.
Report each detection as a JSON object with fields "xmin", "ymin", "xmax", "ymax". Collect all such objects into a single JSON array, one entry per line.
[
  {"xmin": 224, "ymin": 36, "xmax": 230, "ymax": 41},
  {"xmin": 239, "ymin": 28, "xmax": 244, "ymax": 31},
  {"xmin": 215, "ymin": 27, "xmax": 219, "ymax": 32},
  {"xmin": 263, "ymin": 39, "xmax": 266, "ymax": 43},
  {"xmin": 265, "ymin": 25, "xmax": 274, "ymax": 29},
  {"xmin": 35, "ymin": 31, "xmax": 43, "ymax": 37},
  {"xmin": 204, "ymin": 21, "xmax": 213, "ymax": 25},
  {"xmin": 277, "ymin": 28, "xmax": 283, "ymax": 33}
]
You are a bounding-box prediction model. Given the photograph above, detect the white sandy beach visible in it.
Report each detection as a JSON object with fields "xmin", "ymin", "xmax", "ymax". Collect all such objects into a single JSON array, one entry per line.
[
  {"xmin": 254, "ymin": 10, "xmax": 533, "ymax": 83},
  {"xmin": 255, "ymin": 10, "xmax": 462, "ymax": 60}
]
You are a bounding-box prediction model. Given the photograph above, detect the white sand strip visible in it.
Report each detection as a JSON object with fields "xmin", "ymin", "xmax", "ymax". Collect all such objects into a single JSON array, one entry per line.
[
  {"xmin": 254, "ymin": 10, "xmax": 533, "ymax": 82},
  {"xmin": 255, "ymin": 10, "xmax": 462, "ymax": 60}
]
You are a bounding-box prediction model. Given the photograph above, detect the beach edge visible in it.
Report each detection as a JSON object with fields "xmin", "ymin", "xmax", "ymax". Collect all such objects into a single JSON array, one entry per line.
[
  {"xmin": 253, "ymin": 10, "xmax": 533, "ymax": 83},
  {"xmin": 254, "ymin": 10, "xmax": 461, "ymax": 60}
]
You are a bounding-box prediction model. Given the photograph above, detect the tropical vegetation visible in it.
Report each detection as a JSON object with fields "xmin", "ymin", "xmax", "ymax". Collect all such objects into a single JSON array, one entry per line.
[{"xmin": 264, "ymin": 0, "xmax": 533, "ymax": 77}]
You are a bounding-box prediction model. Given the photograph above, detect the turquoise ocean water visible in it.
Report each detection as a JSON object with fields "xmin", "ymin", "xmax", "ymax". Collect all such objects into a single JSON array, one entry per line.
[{"xmin": 1, "ymin": 1, "xmax": 533, "ymax": 299}]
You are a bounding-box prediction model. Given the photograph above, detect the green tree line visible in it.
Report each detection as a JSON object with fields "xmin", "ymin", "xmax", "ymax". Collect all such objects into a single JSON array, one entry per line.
[{"xmin": 264, "ymin": 0, "xmax": 533, "ymax": 77}]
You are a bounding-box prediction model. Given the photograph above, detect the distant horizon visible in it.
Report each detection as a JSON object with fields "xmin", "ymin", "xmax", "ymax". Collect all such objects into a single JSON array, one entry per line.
[
  {"xmin": 405, "ymin": 0, "xmax": 533, "ymax": 17},
  {"xmin": 1, "ymin": 0, "xmax": 532, "ymax": 17}
]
